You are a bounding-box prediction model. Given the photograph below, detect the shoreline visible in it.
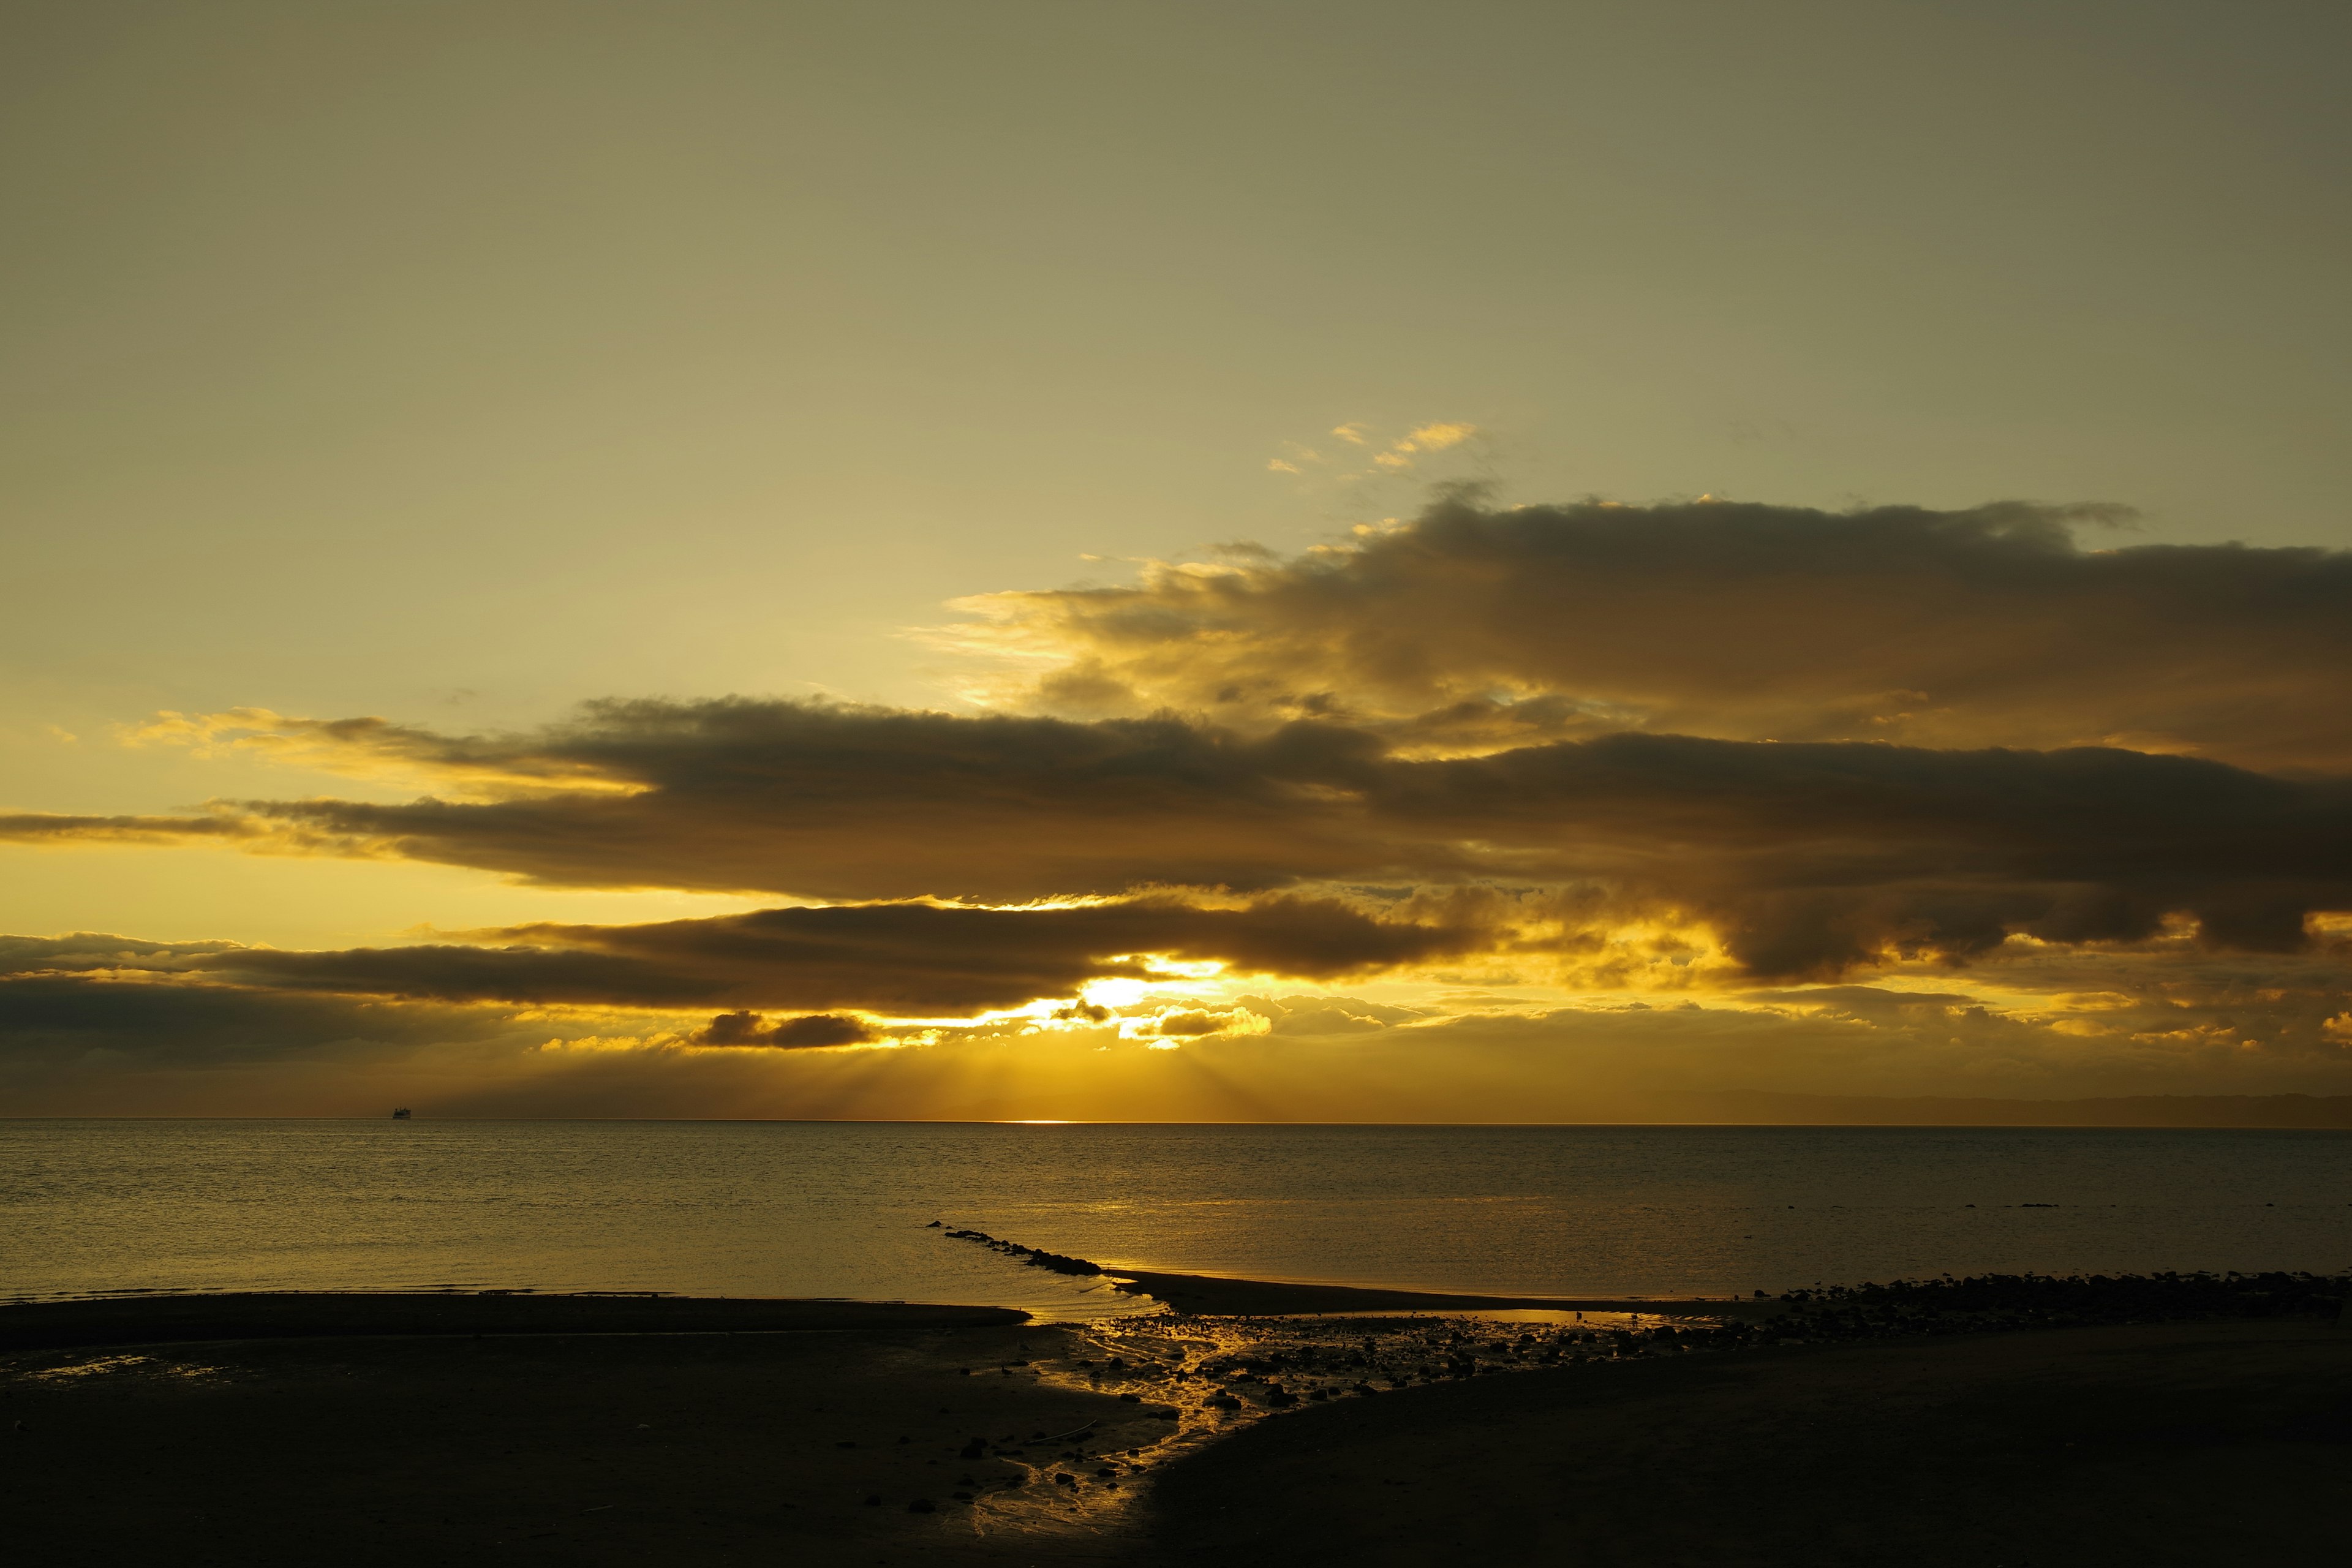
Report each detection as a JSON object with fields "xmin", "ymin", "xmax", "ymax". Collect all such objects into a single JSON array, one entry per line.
[
  {"xmin": 14, "ymin": 1251, "xmax": 2346, "ymax": 1354},
  {"xmin": 1105, "ymin": 1267, "xmax": 1753, "ymax": 1318},
  {"xmin": 938, "ymin": 1224, "xmax": 1760, "ymax": 1319},
  {"xmin": 0, "ymin": 1278, "xmax": 1736, "ymax": 1357},
  {"xmin": 0, "ymin": 1291, "xmax": 1027, "ymax": 1354},
  {"xmin": 7, "ymin": 1273, "xmax": 2345, "ymax": 1564},
  {"xmin": 1146, "ymin": 1317, "xmax": 2352, "ymax": 1565}
]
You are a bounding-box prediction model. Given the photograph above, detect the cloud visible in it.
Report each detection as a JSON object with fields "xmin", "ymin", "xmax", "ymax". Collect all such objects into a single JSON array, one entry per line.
[
  {"xmin": 496, "ymin": 894, "xmax": 1485, "ymax": 1003},
  {"xmin": 119, "ymin": 707, "xmax": 634, "ymax": 796},
  {"xmin": 1376, "ymin": 731, "xmax": 2352, "ymax": 975},
  {"xmin": 13, "ymin": 487, "xmax": 2352, "ymax": 1114},
  {"xmin": 1404, "ymin": 422, "xmax": 1477, "ymax": 450},
  {"xmin": 951, "ymin": 494, "xmax": 2352, "ymax": 770},
  {"xmin": 9, "ymin": 701, "xmax": 2351, "ymax": 981},
  {"xmin": 0, "ymin": 895, "xmax": 1485, "ymax": 1022},
  {"xmin": 7, "ymin": 924, "xmax": 2349, "ymax": 1115},
  {"xmin": 1121, "ymin": 1003, "xmax": 1273, "ymax": 1042},
  {"xmin": 690, "ymin": 1011, "xmax": 881, "ymax": 1048},
  {"xmin": 0, "ymin": 968, "xmax": 516, "ymax": 1067},
  {"xmin": 9, "ymin": 488, "xmax": 2351, "ymax": 1064},
  {"xmin": 1238, "ymin": 994, "xmax": 1429, "ymax": 1035},
  {"xmin": 0, "ymin": 812, "xmax": 262, "ymax": 845},
  {"xmin": 2, "ymin": 702, "xmax": 1393, "ymax": 896},
  {"xmin": 0, "ymin": 933, "xmax": 247, "ymax": 974}
]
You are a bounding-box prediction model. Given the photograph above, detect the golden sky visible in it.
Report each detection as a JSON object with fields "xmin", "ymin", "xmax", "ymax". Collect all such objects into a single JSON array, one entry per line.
[{"xmin": 4, "ymin": 3, "xmax": 2349, "ymax": 1117}]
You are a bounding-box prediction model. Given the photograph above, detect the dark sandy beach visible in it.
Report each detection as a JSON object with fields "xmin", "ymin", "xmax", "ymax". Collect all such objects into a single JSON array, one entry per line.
[
  {"xmin": 0, "ymin": 1298, "xmax": 1167, "ymax": 1566},
  {"xmin": 1104, "ymin": 1266, "xmax": 1751, "ymax": 1319},
  {"xmin": 0, "ymin": 1291, "xmax": 1031, "ymax": 1354},
  {"xmin": 1148, "ymin": 1316, "xmax": 2352, "ymax": 1566},
  {"xmin": 4, "ymin": 1285, "xmax": 2345, "ymax": 1565}
]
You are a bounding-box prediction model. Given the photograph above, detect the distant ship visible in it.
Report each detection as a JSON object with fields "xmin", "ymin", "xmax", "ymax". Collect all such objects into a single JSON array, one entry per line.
[{"xmin": 391, "ymin": 1107, "xmax": 412, "ymax": 1120}]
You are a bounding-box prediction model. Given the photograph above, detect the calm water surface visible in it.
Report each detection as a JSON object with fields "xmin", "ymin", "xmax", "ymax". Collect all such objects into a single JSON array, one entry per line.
[{"xmin": 5, "ymin": 1121, "xmax": 2349, "ymax": 1319}]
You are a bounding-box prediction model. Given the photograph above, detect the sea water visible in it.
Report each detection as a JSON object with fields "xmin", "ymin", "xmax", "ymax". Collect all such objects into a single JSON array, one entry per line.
[{"xmin": 4, "ymin": 1120, "xmax": 2349, "ymax": 1319}]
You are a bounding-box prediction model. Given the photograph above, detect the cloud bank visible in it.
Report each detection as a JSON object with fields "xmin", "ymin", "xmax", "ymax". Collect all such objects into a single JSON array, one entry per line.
[
  {"xmin": 952, "ymin": 496, "xmax": 2352, "ymax": 770},
  {"xmin": 6, "ymin": 496, "xmax": 2350, "ymax": 1114},
  {"xmin": 13, "ymin": 710, "xmax": 2346, "ymax": 979}
]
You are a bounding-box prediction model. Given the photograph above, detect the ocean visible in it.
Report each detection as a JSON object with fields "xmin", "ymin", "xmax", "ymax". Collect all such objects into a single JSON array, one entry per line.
[{"xmin": 5, "ymin": 1120, "xmax": 2348, "ymax": 1319}]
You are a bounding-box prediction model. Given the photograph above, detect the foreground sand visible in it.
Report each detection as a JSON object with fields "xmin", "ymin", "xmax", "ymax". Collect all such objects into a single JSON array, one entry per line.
[
  {"xmin": 6, "ymin": 1295, "xmax": 2346, "ymax": 1565},
  {"xmin": 0, "ymin": 1292, "xmax": 1031, "ymax": 1352},
  {"xmin": 1103, "ymin": 1266, "xmax": 1750, "ymax": 1318},
  {"xmin": 0, "ymin": 1311, "xmax": 1169, "ymax": 1566},
  {"xmin": 1145, "ymin": 1317, "xmax": 2352, "ymax": 1566}
]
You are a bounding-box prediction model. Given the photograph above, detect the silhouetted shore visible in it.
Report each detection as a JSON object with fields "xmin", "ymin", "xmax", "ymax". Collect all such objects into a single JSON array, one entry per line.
[
  {"xmin": 0, "ymin": 1290, "xmax": 1023, "ymax": 1354},
  {"xmin": 939, "ymin": 1222, "xmax": 1747, "ymax": 1316},
  {"xmin": 1148, "ymin": 1317, "xmax": 2352, "ymax": 1566},
  {"xmin": 4, "ymin": 1273, "xmax": 2346, "ymax": 1564},
  {"xmin": 1, "ymin": 1305, "xmax": 1160, "ymax": 1565}
]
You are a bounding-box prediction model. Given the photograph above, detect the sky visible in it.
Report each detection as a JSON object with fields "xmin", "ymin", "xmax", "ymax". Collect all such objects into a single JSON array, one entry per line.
[{"xmin": 4, "ymin": 1, "xmax": 2349, "ymax": 1118}]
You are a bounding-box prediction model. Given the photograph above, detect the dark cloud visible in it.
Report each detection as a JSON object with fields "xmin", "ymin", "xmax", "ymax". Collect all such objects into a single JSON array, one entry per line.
[
  {"xmin": 0, "ymin": 936, "xmax": 508, "ymax": 1074},
  {"xmin": 963, "ymin": 497, "xmax": 2352, "ymax": 770},
  {"xmin": 1378, "ymin": 732, "xmax": 2352, "ymax": 976},
  {"xmin": 225, "ymin": 702, "xmax": 1395, "ymax": 899},
  {"xmin": 494, "ymin": 894, "xmax": 1482, "ymax": 1006},
  {"xmin": 0, "ymin": 812, "xmax": 260, "ymax": 844},
  {"xmin": 0, "ymin": 971, "xmax": 511, "ymax": 1065},
  {"xmin": 10, "ymin": 701, "xmax": 2350, "ymax": 979},
  {"xmin": 7, "ymin": 930, "xmax": 2347, "ymax": 1114},
  {"xmin": 6, "ymin": 499, "xmax": 2348, "ymax": 988},
  {"xmin": 1130, "ymin": 1008, "xmax": 1231, "ymax": 1038},
  {"xmin": 195, "ymin": 941, "xmax": 742, "ymax": 1007},
  {"xmin": 0, "ymin": 933, "xmax": 245, "ymax": 975},
  {"xmin": 15, "ymin": 496, "xmax": 2352, "ymax": 1110},
  {"xmin": 690, "ymin": 1011, "xmax": 880, "ymax": 1048},
  {"xmin": 0, "ymin": 896, "xmax": 1483, "ymax": 1022}
]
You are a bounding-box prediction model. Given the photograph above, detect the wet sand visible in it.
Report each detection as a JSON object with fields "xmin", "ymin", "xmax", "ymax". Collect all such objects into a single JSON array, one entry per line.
[
  {"xmin": 7, "ymin": 1289, "xmax": 2347, "ymax": 1564},
  {"xmin": 937, "ymin": 1223, "xmax": 1751, "ymax": 1321},
  {"xmin": 1145, "ymin": 1317, "xmax": 2352, "ymax": 1566},
  {"xmin": 0, "ymin": 1307, "xmax": 1173, "ymax": 1566},
  {"xmin": 0, "ymin": 1291, "xmax": 1027, "ymax": 1353},
  {"xmin": 1106, "ymin": 1267, "xmax": 1746, "ymax": 1319},
  {"xmin": 0, "ymin": 1289, "xmax": 1673, "ymax": 1564}
]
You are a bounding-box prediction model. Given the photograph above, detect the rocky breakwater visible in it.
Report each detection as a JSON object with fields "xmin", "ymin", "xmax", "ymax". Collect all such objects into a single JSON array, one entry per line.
[{"xmin": 934, "ymin": 1223, "xmax": 1104, "ymax": 1278}]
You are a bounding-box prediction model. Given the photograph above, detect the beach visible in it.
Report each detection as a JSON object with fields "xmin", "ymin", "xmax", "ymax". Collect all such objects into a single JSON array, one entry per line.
[
  {"xmin": 1150, "ymin": 1317, "xmax": 2352, "ymax": 1566},
  {"xmin": 4, "ymin": 1280, "xmax": 2346, "ymax": 1564},
  {"xmin": 1, "ymin": 1300, "xmax": 1156, "ymax": 1566}
]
